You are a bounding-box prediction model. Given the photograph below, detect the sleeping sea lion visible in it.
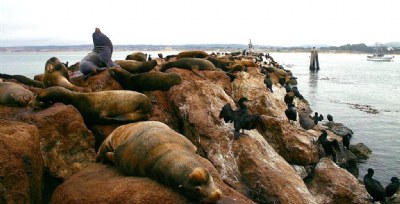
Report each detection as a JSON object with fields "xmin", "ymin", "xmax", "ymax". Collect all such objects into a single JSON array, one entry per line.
[
  {"xmin": 177, "ymin": 50, "xmax": 209, "ymax": 59},
  {"xmin": 29, "ymin": 86, "xmax": 152, "ymax": 124},
  {"xmin": 109, "ymin": 67, "xmax": 182, "ymax": 91},
  {"xmin": 43, "ymin": 57, "xmax": 83, "ymax": 91},
  {"xmin": 114, "ymin": 60, "xmax": 157, "ymax": 74},
  {"xmin": 160, "ymin": 58, "xmax": 217, "ymax": 78},
  {"xmin": 96, "ymin": 121, "xmax": 222, "ymax": 203},
  {"xmin": 0, "ymin": 73, "xmax": 43, "ymax": 88},
  {"xmin": 125, "ymin": 52, "xmax": 147, "ymax": 61},
  {"xmin": 80, "ymin": 28, "xmax": 117, "ymax": 79},
  {"xmin": 0, "ymin": 82, "xmax": 34, "ymax": 107}
]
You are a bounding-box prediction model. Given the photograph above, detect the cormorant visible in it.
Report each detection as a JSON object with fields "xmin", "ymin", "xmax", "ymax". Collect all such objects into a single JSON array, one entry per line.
[
  {"xmin": 158, "ymin": 53, "xmax": 163, "ymax": 59},
  {"xmin": 284, "ymin": 93, "xmax": 294, "ymax": 105},
  {"xmin": 342, "ymin": 133, "xmax": 352, "ymax": 150},
  {"xmin": 264, "ymin": 74, "xmax": 273, "ymax": 93},
  {"xmin": 292, "ymin": 87, "xmax": 304, "ymax": 99},
  {"xmin": 327, "ymin": 114, "xmax": 333, "ymax": 122},
  {"xmin": 312, "ymin": 112, "xmax": 324, "ymax": 125},
  {"xmin": 364, "ymin": 168, "xmax": 386, "ymax": 202},
  {"xmin": 285, "ymin": 103, "xmax": 297, "ymax": 124},
  {"xmin": 278, "ymin": 77, "xmax": 286, "ymax": 87},
  {"xmin": 317, "ymin": 130, "xmax": 340, "ymax": 163},
  {"xmin": 385, "ymin": 177, "xmax": 400, "ymax": 197}
]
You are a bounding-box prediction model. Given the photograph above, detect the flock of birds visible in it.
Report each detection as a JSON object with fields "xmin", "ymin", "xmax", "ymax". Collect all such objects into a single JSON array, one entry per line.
[{"xmin": 217, "ymin": 51, "xmax": 399, "ymax": 203}]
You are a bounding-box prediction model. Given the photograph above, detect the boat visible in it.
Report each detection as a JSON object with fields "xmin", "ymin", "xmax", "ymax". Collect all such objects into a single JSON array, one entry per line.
[{"xmin": 367, "ymin": 43, "xmax": 395, "ymax": 61}]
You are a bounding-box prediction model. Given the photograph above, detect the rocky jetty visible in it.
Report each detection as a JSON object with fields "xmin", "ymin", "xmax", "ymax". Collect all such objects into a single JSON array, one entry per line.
[{"xmin": 0, "ymin": 51, "xmax": 374, "ymax": 203}]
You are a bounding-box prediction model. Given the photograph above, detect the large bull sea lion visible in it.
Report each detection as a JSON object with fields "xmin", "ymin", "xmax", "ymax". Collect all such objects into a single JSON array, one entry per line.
[
  {"xmin": 109, "ymin": 67, "xmax": 182, "ymax": 91},
  {"xmin": 160, "ymin": 58, "xmax": 218, "ymax": 78},
  {"xmin": 114, "ymin": 60, "xmax": 157, "ymax": 74},
  {"xmin": 43, "ymin": 57, "xmax": 83, "ymax": 91},
  {"xmin": 96, "ymin": 121, "xmax": 222, "ymax": 203},
  {"xmin": 0, "ymin": 82, "xmax": 34, "ymax": 107},
  {"xmin": 29, "ymin": 86, "xmax": 152, "ymax": 124},
  {"xmin": 80, "ymin": 28, "xmax": 117, "ymax": 79}
]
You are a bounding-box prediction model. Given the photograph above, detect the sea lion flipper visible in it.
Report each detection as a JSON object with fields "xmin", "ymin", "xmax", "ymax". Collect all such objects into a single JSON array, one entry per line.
[
  {"xmin": 191, "ymin": 66, "xmax": 205, "ymax": 78},
  {"xmin": 106, "ymin": 152, "xmax": 115, "ymax": 164}
]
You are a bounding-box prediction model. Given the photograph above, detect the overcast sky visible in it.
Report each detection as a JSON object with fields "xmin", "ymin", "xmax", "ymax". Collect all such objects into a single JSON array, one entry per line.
[{"xmin": 1, "ymin": 0, "xmax": 399, "ymax": 47}]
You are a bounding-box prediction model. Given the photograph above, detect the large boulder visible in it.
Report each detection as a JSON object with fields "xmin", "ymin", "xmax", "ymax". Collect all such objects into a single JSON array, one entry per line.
[
  {"xmin": 51, "ymin": 162, "xmax": 254, "ymax": 204},
  {"xmin": 168, "ymin": 72, "xmax": 316, "ymax": 203},
  {"xmin": 0, "ymin": 120, "xmax": 43, "ymax": 204},
  {"xmin": 69, "ymin": 69, "xmax": 122, "ymax": 92},
  {"xmin": 306, "ymin": 158, "xmax": 369, "ymax": 204},
  {"xmin": 0, "ymin": 104, "xmax": 96, "ymax": 180},
  {"xmin": 322, "ymin": 121, "xmax": 354, "ymax": 136},
  {"xmin": 349, "ymin": 143, "xmax": 372, "ymax": 160}
]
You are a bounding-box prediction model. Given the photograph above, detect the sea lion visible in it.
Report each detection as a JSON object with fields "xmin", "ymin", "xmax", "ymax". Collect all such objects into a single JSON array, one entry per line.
[
  {"xmin": 0, "ymin": 82, "xmax": 34, "ymax": 107},
  {"xmin": 43, "ymin": 57, "xmax": 83, "ymax": 91},
  {"xmin": 298, "ymin": 110, "xmax": 315, "ymax": 130},
  {"xmin": 205, "ymin": 56, "xmax": 233, "ymax": 71},
  {"xmin": 125, "ymin": 52, "xmax": 147, "ymax": 61},
  {"xmin": 114, "ymin": 60, "xmax": 157, "ymax": 74},
  {"xmin": 160, "ymin": 58, "xmax": 217, "ymax": 78},
  {"xmin": 109, "ymin": 67, "xmax": 182, "ymax": 91},
  {"xmin": 96, "ymin": 121, "xmax": 222, "ymax": 203},
  {"xmin": 0, "ymin": 73, "xmax": 43, "ymax": 88},
  {"xmin": 80, "ymin": 28, "xmax": 117, "ymax": 79},
  {"xmin": 29, "ymin": 86, "xmax": 152, "ymax": 124},
  {"xmin": 177, "ymin": 50, "xmax": 209, "ymax": 59}
]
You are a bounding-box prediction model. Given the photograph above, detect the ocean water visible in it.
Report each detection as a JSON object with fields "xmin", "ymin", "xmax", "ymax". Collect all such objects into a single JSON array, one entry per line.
[{"xmin": 0, "ymin": 51, "xmax": 399, "ymax": 185}]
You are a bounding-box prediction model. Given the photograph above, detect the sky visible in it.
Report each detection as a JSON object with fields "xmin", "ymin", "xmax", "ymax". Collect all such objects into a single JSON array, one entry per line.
[{"xmin": 1, "ymin": 0, "xmax": 399, "ymax": 47}]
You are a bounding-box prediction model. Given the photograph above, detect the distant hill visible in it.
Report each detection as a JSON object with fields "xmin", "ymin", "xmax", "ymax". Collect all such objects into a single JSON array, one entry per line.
[{"xmin": 384, "ymin": 42, "xmax": 400, "ymax": 47}]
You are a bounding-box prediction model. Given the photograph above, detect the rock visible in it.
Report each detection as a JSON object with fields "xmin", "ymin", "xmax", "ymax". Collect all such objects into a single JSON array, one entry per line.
[
  {"xmin": 0, "ymin": 120, "xmax": 43, "ymax": 204},
  {"xmin": 0, "ymin": 103, "xmax": 96, "ymax": 180},
  {"xmin": 349, "ymin": 143, "xmax": 372, "ymax": 160},
  {"xmin": 168, "ymin": 73, "xmax": 316, "ymax": 203},
  {"xmin": 69, "ymin": 69, "xmax": 122, "ymax": 92},
  {"xmin": 322, "ymin": 121, "xmax": 354, "ymax": 136},
  {"xmin": 292, "ymin": 165, "xmax": 312, "ymax": 179},
  {"xmin": 258, "ymin": 115, "xmax": 319, "ymax": 165},
  {"xmin": 51, "ymin": 162, "xmax": 253, "ymax": 204},
  {"xmin": 389, "ymin": 192, "xmax": 400, "ymax": 204},
  {"xmin": 146, "ymin": 90, "xmax": 181, "ymax": 132},
  {"xmin": 306, "ymin": 158, "xmax": 369, "ymax": 204}
]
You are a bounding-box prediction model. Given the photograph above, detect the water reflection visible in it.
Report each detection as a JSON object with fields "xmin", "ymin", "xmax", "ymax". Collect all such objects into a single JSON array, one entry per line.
[{"xmin": 308, "ymin": 70, "xmax": 319, "ymax": 103}]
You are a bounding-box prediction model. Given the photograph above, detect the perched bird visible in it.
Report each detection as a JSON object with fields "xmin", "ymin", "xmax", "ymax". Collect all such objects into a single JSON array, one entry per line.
[
  {"xmin": 284, "ymin": 93, "xmax": 295, "ymax": 105},
  {"xmin": 385, "ymin": 177, "xmax": 400, "ymax": 197},
  {"xmin": 219, "ymin": 97, "xmax": 261, "ymax": 140},
  {"xmin": 327, "ymin": 114, "xmax": 333, "ymax": 122},
  {"xmin": 284, "ymin": 83, "xmax": 292, "ymax": 93},
  {"xmin": 312, "ymin": 112, "xmax": 324, "ymax": 125},
  {"xmin": 264, "ymin": 74, "xmax": 273, "ymax": 93},
  {"xmin": 158, "ymin": 53, "xmax": 163, "ymax": 59},
  {"xmin": 342, "ymin": 133, "xmax": 352, "ymax": 150},
  {"xmin": 278, "ymin": 77, "xmax": 286, "ymax": 87},
  {"xmin": 147, "ymin": 54, "xmax": 152, "ymax": 61},
  {"xmin": 317, "ymin": 130, "xmax": 340, "ymax": 163},
  {"xmin": 364, "ymin": 168, "xmax": 386, "ymax": 202},
  {"xmin": 292, "ymin": 87, "xmax": 304, "ymax": 99},
  {"xmin": 285, "ymin": 103, "xmax": 297, "ymax": 124}
]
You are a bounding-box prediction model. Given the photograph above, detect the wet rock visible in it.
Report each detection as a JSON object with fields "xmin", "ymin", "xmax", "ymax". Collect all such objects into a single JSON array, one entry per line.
[
  {"xmin": 322, "ymin": 121, "xmax": 354, "ymax": 136},
  {"xmin": 51, "ymin": 162, "xmax": 254, "ymax": 204},
  {"xmin": 0, "ymin": 103, "xmax": 96, "ymax": 180},
  {"xmin": 306, "ymin": 158, "xmax": 369, "ymax": 204},
  {"xmin": 349, "ymin": 143, "xmax": 372, "ymax": 160},
  {"xmin": 0, "ymin": 120, "xmax": 43, "ymax": 204}
]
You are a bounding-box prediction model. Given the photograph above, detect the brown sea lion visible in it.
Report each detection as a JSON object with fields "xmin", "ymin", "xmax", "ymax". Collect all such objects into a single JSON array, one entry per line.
[
  {"xmin": 125, "ymin": 52, "xmax": 147, "ymax": 62},
  {"xmin": 160, "ymin": 58, "xmax": 218, "ymax": 78},
  {"xmin": 109, "ymin": 67, "xmax": 182, "ymax": 91},
  {"xmin": 43, "ymin": 57, "xmax": 83, "ymax": 92},
  {"xmin": 205, "ymin": 56, "xmax": 233, "ymax": 71},
  {"xmin": 29, "ymin": 86, "xmax": 152, "ymax": 124},
  {"xmin": 96, "ymin": 121, "xmax": 222, "ymax": 203},
  {"xmin": 177, "ymin": 51, "xmax": 209, "ymax": 59},
  {"xmin": 0, "ymin": 82, "xmax": 34, "ymax": 107},
  {"xmin": 0, "ymin": 73, "xmax": 43, "ymax": 88},
  {"xmin": 234, "ymin": 59, "xmax": 258, "ymax": 67},
  {"xmin": 114, "ymin": 60, "xmax": 157, "ymax": 74}
]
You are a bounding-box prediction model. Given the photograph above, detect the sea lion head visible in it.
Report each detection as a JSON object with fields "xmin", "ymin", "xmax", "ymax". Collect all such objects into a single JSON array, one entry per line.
[
  {"xmin": 8, "ymin": 87, "xmax": 34, "ymax": 107},
  {"xmin": 180, "ymin": 167, "xmax": 222, "ymax": 203}
]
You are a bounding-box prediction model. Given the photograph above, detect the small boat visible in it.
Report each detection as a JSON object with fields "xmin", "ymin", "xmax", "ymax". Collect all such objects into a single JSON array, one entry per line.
[{"xmin": 367, "ymin": 43, "xmax": 394, "ymax": 61}]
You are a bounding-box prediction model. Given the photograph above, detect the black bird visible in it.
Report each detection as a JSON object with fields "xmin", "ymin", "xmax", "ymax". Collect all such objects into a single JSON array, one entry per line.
[
  {"xmin": 219, "ymin": 97, "xmax": 261, "ymax": 140},
  {"xmin": 284, "ymin": 93, "xmax": 294, "ymax": 105},
  {"xmin": 327, "ymin": 114, "xmax": 333, "ymax": 122},
  {"xmin": 285, "ymin": 103, "xmax": 297, "ymax": 124},
  {"xmin": 62, "ymin": 61, "xmax": 69, "ymax": 68},
  {"xmin": 385, "ymin": 177, "xmax": 400, "ymax": 197},
  {"xmin": 292, "ymin": 87, "xmax": 304, "ymax": 99},
  {"xmin": 312, "ymin": 112, "xmax": 324, "ymax": 125},
  {"xmin": 264, "ymin": 74, "xmax": 273, "ymax": 93},
  {"xmin": 364, "ymin": 168, "xmax": 386, "ymax": 202},
  {"xmin": 342, "ymin": 133, "xmax": 352, "ymax": 150},
  {"xmin": 147, "ymin": 54, "xmax": 152, "ymax": 61},
  {"xmin": 317, "ymin": 130, "xmax": 340, "ymax": 163},
  {"xmin": 278, "ymin": 77, "xmax": 286, "ymax": 87},
  {"xmin": 284, "ymin": 83, "xmax": 292, "ymax": 93},
  {"xmin": 158, "ymin": 53, "xmax": 163, "ymax": 59}
]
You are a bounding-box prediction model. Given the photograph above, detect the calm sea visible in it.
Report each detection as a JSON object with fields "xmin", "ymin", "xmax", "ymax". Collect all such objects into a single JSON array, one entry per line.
[{"xmin": 0, "ymin": 51, "xmax": 399, "ymax": 185}]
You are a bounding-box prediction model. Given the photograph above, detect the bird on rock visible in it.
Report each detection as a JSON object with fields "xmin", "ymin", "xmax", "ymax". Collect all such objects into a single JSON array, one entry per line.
[
  {"xmin": 364, "ymin": 168, "xmax": 386, "ymax": 202},
  {"xmin": 385, "ymin": 177, "xmax": 400, "ymax": 198}
]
